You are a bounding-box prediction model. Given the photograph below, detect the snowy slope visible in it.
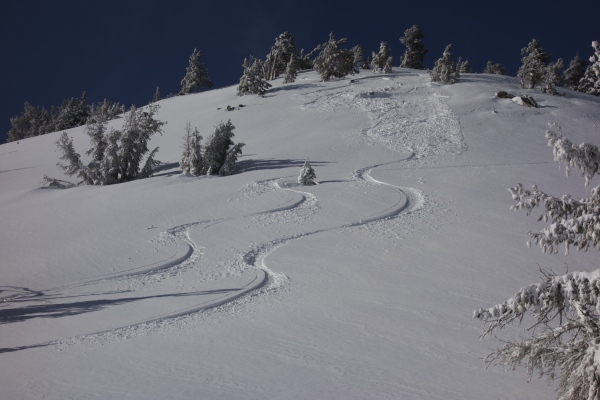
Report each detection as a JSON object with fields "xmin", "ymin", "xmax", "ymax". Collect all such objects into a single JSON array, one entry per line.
[{"xmin": 1, "ymin": 69, "xmax": 599, "ymax": 400}]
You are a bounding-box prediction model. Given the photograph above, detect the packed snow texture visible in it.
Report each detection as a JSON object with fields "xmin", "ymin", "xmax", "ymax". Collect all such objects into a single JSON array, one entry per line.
[{"xmin": 1, "ymin": 69, "xmax": 599, "ymax": 400}]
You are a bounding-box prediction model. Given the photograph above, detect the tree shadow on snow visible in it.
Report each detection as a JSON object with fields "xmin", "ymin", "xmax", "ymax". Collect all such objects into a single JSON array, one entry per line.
[
  {"xmin": 269, "ymin": 83, "xmax": 323, "ymax": 93},
  {"xmin": 0, "ymin": 288, "xmax": 239, "ymax": 325},
  {"xmin": 236, "ymin": 158, "xmax": 330, "ymax": 173}
]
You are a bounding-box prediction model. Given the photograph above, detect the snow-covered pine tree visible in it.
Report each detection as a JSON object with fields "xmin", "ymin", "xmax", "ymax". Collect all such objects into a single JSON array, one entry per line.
[
  {"xmin": 371, "ymin": 42, "xmax": 393, "ymax": 73},
  {"xmin": 237, "ymin": 56, "xmax": 272, "ymax": 96},
  {"xmin": 517, "ymin": 39, "xmax": 551, "ymax": 89},
  {"xmin": 351, "ymin": 44, "xmax": 367, "ymax": 71},
  {"xmin": 54, "ymin": 92, "xmax": 91, "ymax": 131},
  {"xmin": 430, "ymin": 44, "xmax": 460, "ymax": 84},
  {"xmin": 542, "ymin": 58, "xmax": 564, "ymax": 95},
  {"xmin": 312, "ymin": 32, "xmax": 356, "ymax": 82},
  {"xmin": 483, "ymin": 60, "xmax": 508, "ymax": 75},
  {"xmin": 202, "ymin": 120, "xmax": 236, "ymax": 175},
  {"xmin": 55, "ymin": 132, "xmax": 89, "ymax": 183},
  {"xmin": 563, "ymin": 53, "xmax": 587, "ymax": 90},
  {"xmin": 188, "ymin": 126, "xmax": 203, "ymax": 176},
  {"xmin": 298, "ymin": 159, "xmax": 317, "ymax": 186},
  {"xmin": 100, "ymin": 128, "xmax": 121, "ymax": 185},
  {"xmin": 118, "ymin": 105, "xmax": 164, "ymax": 181},
  {"xmin": 459, "ymin": 59, "xmax": 472, "ymax": 73},
  {"xmin": 179, "ymin": 48, "xmax": 213, "ymax": 95},
  {"xmin": 264, "ymin": 32, "xmax": 300, "ymax": 81},
  {"xmin": 578, "ymin": 41, "xmax": 600, "ymax": 96},
  {"xmin": 399, "ymin": 25, "xmax": 427, "ymax": 69},
  {"xmin": 298, "ymin": 48, "xmax": 318, "ymax": 70},
  {"xmin": 180, "ymin": 122, "xmax": 203, "ymax": 176},
  {"xmin": 475, "ymin": 123, "xmax": 600, "ymax": 400},
  {"xmin": 283, "ymin": 53, "xmax": 301, "ymax": 84},
  {"xmin": 7, "ymin": 102, "xmax": 53, "ymax": 141},
  {"xmin": 88, "ymin": 99, "xmax": 125, "ymax": 124},
  {"xmin": 53, "ymin": 104, "xmax": 165, "ymax": 186},
  {"xmin": 219, "ymin": 142, "xmax": 245, "ymax": 176},
  {"xmin": 83, "ymin": 116, "xmax": 108, "ymax": 183},
  {"xmin": 180, "ymin": 122, "xmax": 192, "ymax": 175}
]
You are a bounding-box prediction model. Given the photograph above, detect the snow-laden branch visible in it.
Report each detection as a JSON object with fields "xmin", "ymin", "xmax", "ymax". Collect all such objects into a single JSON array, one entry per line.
[
  {"xmin": 475, "ymin": 270, "xmax": 600, "ymax": 400},
  {"xmin": 507, "ymin": 124, "xmax": 600, "ymax": 255},
  {"xmin": 508, "ymin": 183, "xmax": 600, "ymax": 254}
]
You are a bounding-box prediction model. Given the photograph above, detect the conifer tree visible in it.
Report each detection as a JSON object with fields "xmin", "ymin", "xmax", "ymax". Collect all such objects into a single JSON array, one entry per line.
[
  {"xmin": 542, "ymin": 58, "xmax": 564, "ymax": 95},
  {"xmin": 7, "ymin": 102, "xmax": 53, "ymax": 141},
  {"xmin": 578, "ymin": 41, "xmax": 600, "ymax": 96},
  {"xmin": 54, "ymin": 92, "xmax": 90, "ymax": 131},
  {"xmin": 237, "ymin": 56, "xmax": 272, "ymax": 96},
  {"xmin": 88, "ymin": 99, "xmax": 125, "ymax": 124},
  {"xmin": 458, "ymin": 59, "xmax": 472, "ymax": 73},
  {"xmin": 563, "ymin": 53, "xmax": 587, "ymax": 90},
  {"xmin": 517, "ymin": 39, "xmax": 551, "ymax": 89},
  {"xmin": 53, "ymin": 104, "xmax": 164, "ymax": 185},
  {"xmin": 312, "ymin": 32, "xmax": 356, "ymax": 82},
  {"xmin": 399, "ymin": 25, "xmax": 427, "ymax": 69},
  {"xmin": 298, "ymin": 159, "xmax": 317, "ymax": 186},
  {"xmin": 264, "ymin": 32, "xmax": 300, "ymax": 81},
  {"xmin": 283, "ymin": 53, "xmax": 301, "ymax": 84},
  {"xmin": 180, "ymin": 122, "xmax": 203, "ymax": 176},
  {"xmin": 219, "ymin": 143, "xmax": 245, "ymax": 176},
  {"xmin": 179, "ymin": 49, "xmax": 213, "ymax": 95},
  {"xmin": 351, "ymin": 44, "xmax": 367, "ymax": 71},
  {"xmin": 202, "ymin": 120, "xmax": 236, "ymax": 175},
  {"xmin": 371, "ymin": 42, "xmax": 393, "ymax": 73},
  {"xmin": 483, "ymin": 60, "xmax": 508, "ymax": 75},
  {"xmin": 100, "ymin": 128, "xmax": 121, "ymax": 185},
  {"xmin": 430, "ymin": 44, "xmax": 460, "ymax": 84}
]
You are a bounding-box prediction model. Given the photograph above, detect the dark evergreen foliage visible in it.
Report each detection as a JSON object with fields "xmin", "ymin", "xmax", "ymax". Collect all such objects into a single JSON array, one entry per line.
[{"xmin": 399, "ymin": 25, "xmax": 427, "ymax": 69}]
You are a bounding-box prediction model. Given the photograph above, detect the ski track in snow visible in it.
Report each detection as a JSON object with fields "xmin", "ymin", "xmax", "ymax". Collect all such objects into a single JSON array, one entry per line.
[{"xmin": 2, "ymin": 72, "xmax": 455, "ymax": 349}]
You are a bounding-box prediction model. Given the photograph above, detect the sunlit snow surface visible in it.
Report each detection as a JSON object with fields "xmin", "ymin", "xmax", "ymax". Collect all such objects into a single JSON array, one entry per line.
[{"xmin": 1, "ymin": 69, "xmax": 599, "ymax": 399}]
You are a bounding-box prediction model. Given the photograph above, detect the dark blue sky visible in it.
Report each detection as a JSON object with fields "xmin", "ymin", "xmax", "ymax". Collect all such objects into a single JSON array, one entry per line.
[{"xmin": 2, "ymin": 0, "xmax": 598, "ymax": 142}]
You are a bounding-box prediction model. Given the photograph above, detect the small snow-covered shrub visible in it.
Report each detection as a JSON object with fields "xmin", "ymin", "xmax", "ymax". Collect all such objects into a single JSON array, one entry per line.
[
  {"xmin": 237, "ymin": 56, "xmax": 271, "ymax": 96},
  {"xmin": 298, "ymin": 160, "xmax": 317, "ymax": 186}
]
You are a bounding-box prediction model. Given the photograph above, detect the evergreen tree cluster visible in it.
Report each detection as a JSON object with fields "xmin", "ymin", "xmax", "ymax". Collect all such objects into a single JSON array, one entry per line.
[
  {"xmin": 237, "ymin": 56, "xmax": 272, "ymax": 96},
  {"xmin": 483, "ymin": 60, "xmax": 508, "ymax": 75},
  {"xmin": 8, "ymin": 93, "xmax": 125, "ymax": 142},
  {"xmin": 180, "ymin": 120, "xmax": 245, "ymax": 177},
  {"xmin": 52, "ymin": 104, "xmax": 164, "ymax": 186},
  {"xmin": 312, "ymin": 32, "xmax": 357, "ymax": 82},
  {"xmin": 263, "ymin": 32, "xmax": 300, "ymax": 81},
  {"xmin": 514, "ymin": 38, "xmax": 600, "ymax": 97}
]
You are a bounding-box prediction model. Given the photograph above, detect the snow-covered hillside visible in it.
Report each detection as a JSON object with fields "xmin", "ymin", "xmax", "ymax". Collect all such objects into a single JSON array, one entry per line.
[{"xmin": 1, "ymin": 69, "xmax": 599, "ymax": 399}]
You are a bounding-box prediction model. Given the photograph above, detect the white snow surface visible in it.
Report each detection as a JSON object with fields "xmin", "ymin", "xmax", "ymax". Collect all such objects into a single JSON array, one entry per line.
[{"xmin": 1, "ymin": 69, "xmax": 599, "ymax": 399}]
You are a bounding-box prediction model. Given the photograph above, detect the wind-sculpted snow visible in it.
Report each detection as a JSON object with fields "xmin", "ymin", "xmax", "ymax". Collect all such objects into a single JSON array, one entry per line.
[{"xmin": 297, "ymin": 73, "xmax": 466, "ymax": 162}]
